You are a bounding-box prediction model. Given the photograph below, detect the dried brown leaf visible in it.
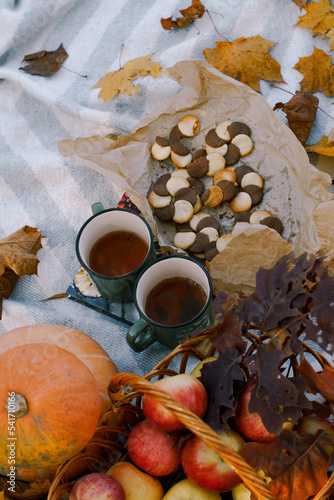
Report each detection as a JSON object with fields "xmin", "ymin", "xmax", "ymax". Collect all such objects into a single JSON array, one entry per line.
[
  {"xmin": 19, "ymin": 44, "xmax": 68, "ymax": 76},
  {"xmin": 273, "ymin": 90, "xmax": 319, "ymax": 145},
  {"xmin": 40, "ymin": 293, "xmax": 69, "ymax": 302},
  {"xmin": 161, "ymin": 0, "xmax": 205, "ymax": 30}
]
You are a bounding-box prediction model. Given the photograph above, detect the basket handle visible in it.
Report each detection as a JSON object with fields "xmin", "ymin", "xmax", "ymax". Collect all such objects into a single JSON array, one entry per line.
[{"xmin": 109, "ymin": 372, "xmax": 276, "ymax": 500}]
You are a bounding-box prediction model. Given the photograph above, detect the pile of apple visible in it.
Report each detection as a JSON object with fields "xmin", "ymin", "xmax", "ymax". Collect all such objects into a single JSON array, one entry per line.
[{"xmin": 68, "ymin": 370, "xmax": 332, "ymax": 500}]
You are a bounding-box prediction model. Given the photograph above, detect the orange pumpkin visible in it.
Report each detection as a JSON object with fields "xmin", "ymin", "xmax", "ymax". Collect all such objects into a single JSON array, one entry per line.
[
  {"xmin": 0, "ymin": 343, "xmax": 101, "ymax": 470},
  {"xmin": 0, "ymin": 324, "xmax": 118, "ymax": 417}
]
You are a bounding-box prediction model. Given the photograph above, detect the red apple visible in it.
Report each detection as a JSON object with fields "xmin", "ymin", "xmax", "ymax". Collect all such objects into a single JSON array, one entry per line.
[
  {"xmin": 181, "ymin": 428, "xmax": 245, "ymax": 493},
  {"xmin": 234, "ymin": 383, "xmax": 276, "ymax": 444},
  {"xmin": 126, "ymin": 418, "xmax": 182, "ymax": 476},
  {"xmin": 296, "ymin": 416, "xmax": 334, "ymax": 456},
  {"xmin": 142, "ymin": 373, "xmax": 208, "ymax": 431},
  {"xmin": 69, "ymin": 472, "xmax": 125, "ymax": 499}
]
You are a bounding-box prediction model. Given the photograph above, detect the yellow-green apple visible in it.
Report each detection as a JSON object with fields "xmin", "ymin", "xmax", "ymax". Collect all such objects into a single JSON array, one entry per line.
[
  {"xmin": 181, "ymin": 429, "xmax": 245, "ymax": 493},
  {"xmin": 296, "ymin": 416, "xmax": 334, "ymax": 456},
  {"xmin": 126, "ymin": 419, "xmax": 182, "ymax": 476},
  {"xmin": 142, "ymin": 373, "xmax": 208, "ymax": 431},
  {"xmin": 69, "ymin": 472, "xmax": 125, "ymax": 499},
  {"xmin": 234, "ymin": 382, "xmax": 276, "ymax": 444},
  {"xmin": 162, "ymin": 478, "xmax": 222, "ymax": 499},
  {"xmin": 107, "ymin": 461, "xmax": 164, "ymax": 500}
]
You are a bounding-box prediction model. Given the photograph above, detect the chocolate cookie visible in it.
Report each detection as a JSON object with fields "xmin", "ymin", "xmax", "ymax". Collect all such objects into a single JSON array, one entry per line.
[
  {"xmin": 242, "ymin": 185, "xmax": 263, "ymax": 206},
  {"xmin": 205, "ymin": 128, "xmax": 226, "ymax": 148},
  {"xmin": 234, "ymin": 165, "xmax": 255, "ymax": 185},
  {"xmin": 174, "ymin": 187, "xmax": 198, "ymax": 206},
  {"xmin": 154, "ymin": 204, "xmax": 175, "ymax": 222},
  {"xmin": 204, "ymin": 240, "xmax": 219, "ymax": 262},
  {"xmin": 187, "ymin": 156, "xmax": 209, "ymax": 178},
  {"xmin": 234, "ymin": 211, "xmax": 251, "ymax": 224},
  {"xmin": 216, "ymin": 180, "xmax": 236, "ymax": 202},
  {"xmin": 260, "ymin": 216, "xmax": 283, "ymax": 235},
  {"xmin": 192, "ymin": 148, "xmax": 207, "ymax": 161},
  {"xmin": 170, "ymin": 137, "xmax": 190, "ymax": 156},
  {"xmin": 227, "ymin": 122, "xmax": 251, "ymax": 139},
  {"xmin": 188, "ymin": 177, "xmax": 204, "ymax": 196},
  {"xmin": 224, "ymin": 143, "xmax": 241, "ymax": 166},
  {"xmin": 156, "ymin": 136, "xmax": 170, "ymax": 147},
  {"xmin": 188, "ymin": 232, "xmax": 210, "ymax": 253},
  {"xmin": 153, "ymin": 173, "xmax": 172, "ymax": 196},
  {"xmin": 197, "ymin": 215, "xmax": 220, "ymax": 232}
]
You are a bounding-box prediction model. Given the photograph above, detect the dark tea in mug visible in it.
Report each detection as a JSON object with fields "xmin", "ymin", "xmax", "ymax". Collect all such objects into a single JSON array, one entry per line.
[
  {"xmin": 88, "ymin": 230, "xmax": 149, "ymax": 277},
  {"xmin": 144, "ymin": 276, "xmax": 207, "ymax": 326}
]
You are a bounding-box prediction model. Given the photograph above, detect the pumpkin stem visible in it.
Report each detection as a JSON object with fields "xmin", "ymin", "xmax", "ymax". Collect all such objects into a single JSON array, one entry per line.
[{"xmin": 5, "ymin": 394, "xmax": 28, "ymax": 418}]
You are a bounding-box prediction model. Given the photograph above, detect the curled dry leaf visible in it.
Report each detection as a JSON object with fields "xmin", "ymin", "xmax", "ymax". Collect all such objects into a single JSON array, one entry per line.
[
  {"xmin": 292, "ymin": 0, "xmax": 307, "ymax": 9},
  {"xmin": 273, "ymin": 90, "xmax": 319, "ymax": 145},
  {"xmin": 294, "ymin": 47, "xmax": 334, "ymax": 97},
  {"xmin": 161, "ymin": 0, "xmax": 205, "ymax": 30},
  {"xmin": 296, "ymin": 0, "xmax": 334, "ymax": 51},
  {"xmin": 19, "ymin": 43, "xmax": 68, "ymax": 76},
  {"xmin": 203, "ymin": 35, "xmax": 285, "ymax": 93},
  {"xmin": 92, "ymin": 53, "xmax": 162, "ymax": 102},
  {"xmin": 0, "ymin": 226, "xmax": 44, "ymax": 318}
]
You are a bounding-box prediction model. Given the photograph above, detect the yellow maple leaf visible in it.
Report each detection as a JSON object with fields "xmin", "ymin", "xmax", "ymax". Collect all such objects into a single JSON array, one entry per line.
[
  {"xmin": 294, "ymin": 47, "xmax": 334, "ymax": 97},
  {"xmin": 92, "ymin": 53, "xmax": 162, "ymax": 102},
  {"xmin": 123, "ymin": 53, "xmax": 162, "ymax": 78},
  {"xmin": 305, "ymin": 134, "xmax": 334, "ymax": 156},
  {"xmin": 296, "ymin": 0, "xmax": 334, "ymax": 51},
  {"xmin": 203, "ymin": 35, "xmax": 285, "ymax": 93}
]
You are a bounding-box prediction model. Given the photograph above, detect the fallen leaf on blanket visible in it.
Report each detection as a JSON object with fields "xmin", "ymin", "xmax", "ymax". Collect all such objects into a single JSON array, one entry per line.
[
  {"xmin": 305, "ymin": 133, "xmax": 334, "ymax": 156},
  {"xmin": 294, "ymin": 47, "xmax": 334, "ymax": 97},
  {"xmin": 92, "ymin": 53, "xmax": 162, "ymax": 102},
  {"xmin": 273, "ymin": 90, "xmax": 319, "ymax": 145},
  {"xmin": 161, "ymin": 0, "xmax": 205, "ymax": 30},
  {"xmin": 19, "ymin": 43, "xmax": 68, "ymax": 76},
  {"xmin": 0, "ymin": 226, "xmax": 44, "ymax": 318},
  {"xmin": 40, "ymin": 293, "xmax": 69, "ymax": 302},
  {"xmin": 295, "ymin": 0, "xmax": 334, "ymax": 51},
  {"xmin": 203, "ymin": 35, "xmax": 285, "ymax": 93},
  {"xmin": 292, "ymin": 0, "xmax": 307, "ymax": 9}
]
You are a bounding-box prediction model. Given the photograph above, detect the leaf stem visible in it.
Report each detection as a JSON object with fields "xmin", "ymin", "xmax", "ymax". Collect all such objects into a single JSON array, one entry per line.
[
  {"xmin": 59, "ymin": 64, "xmax": 87, "ymax": 78},
  {"xmin": 206, "ymin": 9, "xmax": 230, "ymax": 42},
  {"xmin": 119, "ymin": 44, "xmax": 124, "ymax": 69}
]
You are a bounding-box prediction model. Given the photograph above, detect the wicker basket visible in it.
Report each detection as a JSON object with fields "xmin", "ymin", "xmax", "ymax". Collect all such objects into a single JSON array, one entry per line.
[{"xmin": 47, "ymin": 331, "xmax": 334, "ymax": 500}]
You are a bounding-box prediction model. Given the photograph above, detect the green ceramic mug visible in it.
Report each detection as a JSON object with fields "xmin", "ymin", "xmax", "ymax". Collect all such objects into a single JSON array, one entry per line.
[
  {"xmin": 75, "ymin": 203, "xmax": 156, "ymax": 303},
  {"xmin": 126, "ymin": 255, "xmax": 214, "ymax": 352}
]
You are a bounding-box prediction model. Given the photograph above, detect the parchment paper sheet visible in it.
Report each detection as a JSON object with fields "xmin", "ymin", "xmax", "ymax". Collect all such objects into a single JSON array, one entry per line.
[{"xmin": 58, "ymin": 60, "xmax": 334, "ymax": 296}]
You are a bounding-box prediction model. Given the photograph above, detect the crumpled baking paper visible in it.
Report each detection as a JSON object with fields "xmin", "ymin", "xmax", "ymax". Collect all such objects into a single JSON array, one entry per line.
[{"xmin": 58, "ymin": 60, "xmax": 334, "ymax": 296}]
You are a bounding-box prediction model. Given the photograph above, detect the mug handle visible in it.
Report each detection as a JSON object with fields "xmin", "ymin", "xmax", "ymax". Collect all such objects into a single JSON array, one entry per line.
[
  {"xmin": 91, "ymin": 202, "xmax": 105, "ymax": 214},
  {"xmin": 126, "ymin": 318, "xmax": 157, "ymax": 353}
]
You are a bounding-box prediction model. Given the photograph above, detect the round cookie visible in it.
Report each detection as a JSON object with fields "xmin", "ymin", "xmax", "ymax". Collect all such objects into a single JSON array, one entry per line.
[
  {"xmin": 204, "ymin": 241, "xmax": 219, "ymax": 262},
  {"xmin": 214, "ymin": 168, "xmax": 237, "ymax": 184},
  {"xmin": 206, "ymin": 143, "xmax": 228, "ymax": 156},
  {"xmin": 166, "ymin": 176, "xmax": 190, "ymax": 196},
  {"xmin": 241, "ymin": 172, "xmax": 264, "ymax": 189},
  {"xmin": 149, "ymin": 190, "xmax": 172, "ymax": 208},
  {"xmin": 170, "ymin": 125, "xmax": 182, "ymax": 141},
  {"xmin": 234, "ymin": 211, "xmax": 251, "ymax": 224},
  {"xmin": 174, "ymin": 187, "xmax": 198, "ymax": 206},
  {"xmin": 230, "ymin": 191, "xmax": 252, "ymax": 212},
  {"xmin": 170, "ymin": 137, "xmax": 190, "ymax": 156},
  {"xmin": 151, "ymin": 141, "xmax": 171, "ymax": 161},
  {"xmin": 188, "ymin": 232, "xmax": 210, "ymax": 254},
  {"xmin": 187, "ymin": 156, "xmax": 209, "ymax": 178},
  {"xmin": 153, "ymin": 173, "xmax": 172, "ymax": 196},
  {"xmin": 189, "ymin": 212, "xmax": 211, "ymax": 231},
  {"xmin": 227, "ymin": 122, "xmax": 251, "ymax": 139},
  {"xmin": 197, "ymin": 215, "xmax": 220, "ymax": 232},
  {"xmin": 171, "ymin": 150, "xmax": 192, "ymax": 168},
  {"xmin": 174, "ymin": 231, "xmax": 196, "ymax": 250},
  {"xmin": 205, "ymin": 128, "xmax": 227, "ymax": 148},
  {"xmin": 173, "ymin": 199, "xmax": 194, "ymax": 223},
  {"xmin": 193, "ymin": 148, "xmax": 207, "ymax": 161},
  {"xmin": 224, "ymin": 143, "xmax": 241, "ymax": 166},
  {"xmin": 260, "ymin": 216, "xmax": 283, "ymax": 235},
  {"xmin": 154, "ymin": 204, "xmax": 175, "ymax": 222},
  {"xmin": 234, "ymin": 165, "xmax": 255, "ymax": 185},
  {"xmin": 199, "ymin": 226, "xmax": 219, "ymax": 242},
  {"xmin": 188, "ymin": 177, "xmax": 205, "ymax": 196},
  {"xmin": 216, "ymin": 234, "xmax": 233, "ymax": 252},
  {"xmin": 232, "ymin": 134, "xmax": 253, "ymax": 156},
  {"xmin": 178, "ymin": 115, "xmax": 200, "ymax": 137},
  {"xmin": 216, "ymin": 180, "xmax": 236, "ymax": 202},
  {"xmin": 249, "ymin": 210, "xmax": 272, "ymax": 224},
  {"xmin": 216, "ymin": 120, "xmax": 232, "ymax": 141},
  {"xmin": 171, "ymin": 169, "xmax": 190, "ymax": 179},
  {"xmin": 156, "ymin": 136, "xmax": 170, "ymax": 147},
  {"xmin": 242, "ymin": 185, "xmax": 263, "ymax": 206},
  {"xmin": 201, "ymin": 186, "xmax": 223, "ymax": 208},
  {"xmin": 206, "ymin": 153, "xmax": 226, "ymax": 176}
]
